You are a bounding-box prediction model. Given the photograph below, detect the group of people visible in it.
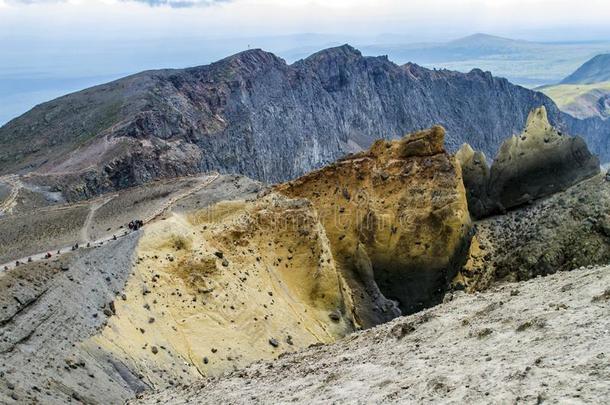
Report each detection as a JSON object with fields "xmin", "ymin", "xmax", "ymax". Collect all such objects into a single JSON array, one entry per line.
[{"xmin": 7, "ymin": 218, "xmax": 145, "ymax": 270}]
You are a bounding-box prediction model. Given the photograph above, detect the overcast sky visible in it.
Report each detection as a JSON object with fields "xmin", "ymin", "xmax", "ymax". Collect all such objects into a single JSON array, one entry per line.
[{"xmin": 2, "ymin": 0, "xmax": 610, "ymax": 42}]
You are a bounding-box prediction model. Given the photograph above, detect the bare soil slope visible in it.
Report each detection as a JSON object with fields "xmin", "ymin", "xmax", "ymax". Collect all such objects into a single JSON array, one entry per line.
[
  {"xmin": 88, "ymin": 193, "xmax": 356, "ymax": 391},
  {"xmin": 135, "ymin": 264, "xmax": 610, "ymax": 405}
]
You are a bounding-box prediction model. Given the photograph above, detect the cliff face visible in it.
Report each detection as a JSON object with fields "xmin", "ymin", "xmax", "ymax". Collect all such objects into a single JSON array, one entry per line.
[
  {"xmin": 1, "ymin": 45, "xmax": 607, "ymax": 198},
  {"xmin": 277, "ymin": 126, "xmax": 472, "ymax": 325},
  {"xmin": 562, "ymin": 112, "xmax": 610, "ymax": 163}
]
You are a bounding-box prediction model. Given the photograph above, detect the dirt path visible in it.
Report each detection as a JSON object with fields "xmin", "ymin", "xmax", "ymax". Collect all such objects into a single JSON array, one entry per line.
[
  {"xmin": 0, "ymin": 172, "xmax": 220, "ymax": 272},
  {"xmin": 0, "ymin": 175, "xmax": 22, "ymax": 216},
  {"xmin": 80, "ymin": 195, "xmax": 116, "ymax": 244},
  {"xmin": 141, "ymin": 172, "xmax": 220, "ymax": 224}
]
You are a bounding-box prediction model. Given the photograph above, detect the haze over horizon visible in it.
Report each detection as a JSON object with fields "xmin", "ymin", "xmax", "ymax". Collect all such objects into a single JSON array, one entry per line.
[{"xmin": 2, "ymin": 0, "xmax": 610, "ymax": 124}]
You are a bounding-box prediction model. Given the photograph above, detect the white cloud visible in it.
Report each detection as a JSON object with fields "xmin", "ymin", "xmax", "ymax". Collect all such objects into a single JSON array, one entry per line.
[
  {"xmin": 3, "ymin": 0, "xmax": 230, "ymax": 5},
  {"xmin": 0, "ymin": 0, "xmax": 610, "ymax": 41}
]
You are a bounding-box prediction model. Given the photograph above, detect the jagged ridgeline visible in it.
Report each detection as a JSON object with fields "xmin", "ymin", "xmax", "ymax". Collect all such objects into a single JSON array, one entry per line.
[{"xmin": 0, "ymin": 45, "xmax": 608, "ymax": 199}]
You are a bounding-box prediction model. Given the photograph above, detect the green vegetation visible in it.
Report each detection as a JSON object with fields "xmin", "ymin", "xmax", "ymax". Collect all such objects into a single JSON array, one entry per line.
[
  {"xmin": 540, "ymin": 82, "xmax": 610, "ymax": 106},
  {"xmin": 539, "ymin": 82, "xmax": 610, "ymax": 119}
]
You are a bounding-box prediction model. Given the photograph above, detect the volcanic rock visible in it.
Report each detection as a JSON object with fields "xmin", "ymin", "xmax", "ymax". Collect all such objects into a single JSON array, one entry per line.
[
  {"xmin": 277, "ymin": 126, "xmax": 473, "ymax": 325},
  {"xmin": 3, "ymin": 46, "xmax": 609, "ymax": 201},
  {"xmin": 459, "ymin": 106, "xmax": 600, "ymax": 218}
]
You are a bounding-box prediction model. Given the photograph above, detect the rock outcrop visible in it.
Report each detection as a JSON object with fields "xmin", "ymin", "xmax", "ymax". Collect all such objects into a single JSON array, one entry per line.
[
  {"xmin": 2, "ymin": 45, "xmax": 609, "ymax": 200},
  {"xmin": 458, "ymin": 107, "xmax": 600, "ymax": 218},
  {"xmin": 455, "ymin": 144, "xmax": 491, "ymax": 219},
  {"xmin": 277, "ymin": 126, "xmax": 473, "ymax": 325},
  {"xmin": 0, "ymin": 179, "xmax": 354, "ymax": 404},
  {"xmin": 458, "ymin": 172, "xmax": 610, "ymax": 291}
]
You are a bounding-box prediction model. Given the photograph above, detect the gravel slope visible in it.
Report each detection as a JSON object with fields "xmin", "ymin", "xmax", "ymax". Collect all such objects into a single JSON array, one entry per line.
[{"xmin": 135, "ymin": 265, "xmax": 610, "ymax": 404}]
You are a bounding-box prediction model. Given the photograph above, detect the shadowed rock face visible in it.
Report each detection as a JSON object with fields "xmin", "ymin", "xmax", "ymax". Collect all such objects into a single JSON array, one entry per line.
[
  {"xmin": 455, "ymin": 144, "xmax": 490, "ymax": 219},
  {"xmin": 3, "ymin": 45, "xmax": 608, "ymax": 200},
  {"xmin": 277, "ymin": 126, "xmax": 473, "ymax": 325},
  {"xmin": 458, "ymin": 106, "xmax": 600, "ymax": 218}
]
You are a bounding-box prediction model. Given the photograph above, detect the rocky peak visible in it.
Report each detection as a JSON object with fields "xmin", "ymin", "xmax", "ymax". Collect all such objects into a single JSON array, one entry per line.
[
  {"xmin": 368, "ymin": 125, "xmax": 446, "ymax": 160},
  {"xmin": 215, "ymin": 48, "xmax": 287, "ymax": 74},
  {"xmin": 399, "ymin": 125, "xmax": 446, "ymax": 157},
  {"xmin": 402, "ymin": 62, "xmax": 428, "ymax": 78},
  {"xmin": 460, "ymin": 106, "xmax": 600, "ymax": 218},
  {"xmin": 301, "ymin": 44, "xmax": 363, "ymax": 65},
  {"xmin": 456, "ymin": 143, "xmax": 490, "ymax": 218},
  {"xmin": 277, "ymin": 126, "xmax": 472, "ymax": 323},
  {"xmin": 500, "ymin": 106, "xmax": 566, "ymax": 163},
  {"xmin": 522, "ymin": 106, "xmax": 557, "ymax": 138}
]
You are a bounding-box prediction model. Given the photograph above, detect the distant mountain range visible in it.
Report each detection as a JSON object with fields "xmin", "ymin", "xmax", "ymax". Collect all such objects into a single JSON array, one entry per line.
[
  {"xmin": 540, "ymin": 54, "xmax": 610, "ymax": 120},
  {"xmin": 561, "ymin": 54, "xmax": 610, "ymax": 84},
  {"xmin": 0, "ymin": 45, "xmax": 608, "ymax": 199},
  {"xmin": 357, "ymin": 33, "xmax": 610, "ymax": 87}
]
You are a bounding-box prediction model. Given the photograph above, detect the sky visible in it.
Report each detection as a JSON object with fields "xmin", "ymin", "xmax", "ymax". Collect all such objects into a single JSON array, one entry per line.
[
  {"xmin": 2, "ymin": 0, "xmax": 610, "ymax": 124},
  {"xmin": 2, "ymin": 0, "xmax": 610, "ymax": 41}
]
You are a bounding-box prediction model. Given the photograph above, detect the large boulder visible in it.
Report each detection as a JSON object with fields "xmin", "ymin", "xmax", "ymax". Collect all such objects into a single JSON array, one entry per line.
[
  {"xmin": 459, "ymin": 106, "xmax": 600, "ymax": 218},
  {"xmin": 277, "ymin": 126, "xmax": 473, "ymax": 326}
]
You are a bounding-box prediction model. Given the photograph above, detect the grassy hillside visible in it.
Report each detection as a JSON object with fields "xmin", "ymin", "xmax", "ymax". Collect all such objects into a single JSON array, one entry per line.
[{"xmin": 539, "ymin": 82, "xmax": 610, "ymax": 119}]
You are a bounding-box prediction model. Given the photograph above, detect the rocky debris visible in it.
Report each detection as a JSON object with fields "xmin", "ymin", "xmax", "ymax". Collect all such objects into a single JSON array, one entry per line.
[
  {"xmin": 458, "ymin": 106, "xmax": 600, "ymax": 218},
  {"xmin": 277, "ymin": 126, "xmax": 472, "ymax": 325},
  {"xmin": 132, "ymin": 265, "xmax": 610, "ymax": 405},
  {"xmin": 458, "ymin": 173, "xmax": 610, "ymax": 290}
]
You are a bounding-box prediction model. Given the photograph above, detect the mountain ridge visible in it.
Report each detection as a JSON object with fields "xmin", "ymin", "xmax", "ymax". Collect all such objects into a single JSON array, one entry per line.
[
  {"xmin": 0, "ymin": 44, "xmax": 608, "ymax": 200},
  {"xmin": 561, "ymin": 53, "xmax": 610, "ymax": 84}
]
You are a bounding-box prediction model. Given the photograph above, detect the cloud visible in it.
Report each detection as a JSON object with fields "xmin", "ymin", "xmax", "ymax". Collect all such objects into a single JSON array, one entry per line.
[
  {"xmin": 122, "ymin": 0, "xmax": 230, "ymax": 7},
  {"xmin": 3, "ymin": 0, "xmax": 231, "ymax": 6}
]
